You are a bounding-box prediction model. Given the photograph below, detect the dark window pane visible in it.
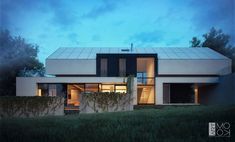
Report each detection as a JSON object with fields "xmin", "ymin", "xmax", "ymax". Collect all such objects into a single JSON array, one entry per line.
[
  {"xmin": 100, "ymin": 58, "xmax": 108, "ymax": 76},
  {"xmin": 119, "ymin": 58, "xmax": 126, "ymax": 76}
]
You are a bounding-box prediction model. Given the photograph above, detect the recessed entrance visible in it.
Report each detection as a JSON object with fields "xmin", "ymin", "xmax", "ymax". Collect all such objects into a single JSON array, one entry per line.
[{"xmin": 163, "ymin": 83, "xmax": 198, "ymax": 104}]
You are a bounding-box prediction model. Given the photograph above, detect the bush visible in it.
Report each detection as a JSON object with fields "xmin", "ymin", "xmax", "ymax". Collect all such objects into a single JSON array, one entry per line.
[
  {"xmin": 0, "ymin": 96, "xmax": 64, "ymax": 118},
  {"xmin": 80, "ymin": 92, "xmax": 133, "ymax": 113}
]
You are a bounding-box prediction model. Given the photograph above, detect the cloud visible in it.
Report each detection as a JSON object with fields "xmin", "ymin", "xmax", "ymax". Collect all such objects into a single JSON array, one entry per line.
[
  {"xmin": 129, "ymin": 30, "xmax": 164, "ymax": 45},
  {"xmin": 82, "ymin": 0, "xmax": 119, "ymax": 19},
  {"xmin": 189, "ymin": 0, "xmax": 235, "ymax": 43},
  {"xmin": 92, "ymin": 34, "xmax": 101, "ymax": 41},
  {"xmin": 0, "ymin": 0, "xmax": 80, "ymax": 30},
  {"xmin": 67, "ymin": 32, "xmax": 79, "ymax": 43},
  {"xmin": 38, "ymin": 33, "xmax": 47, "ymax": 39},
  {"xmin": 0, "ymin": 0, "xmax": 49, "ymax": 28},
  {"xmin": 130, "ymin": 30, "xmax": 163, "ymax": 43},
  {"xmin": 48, "ymin": 1, "xmax": 80, "ymax": 29}
]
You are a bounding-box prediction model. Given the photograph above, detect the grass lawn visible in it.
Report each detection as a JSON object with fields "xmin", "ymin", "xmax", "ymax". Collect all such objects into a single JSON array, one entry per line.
[{"xmin": 1, "ymin": 105, "xmax": 235, "ymax": 142}]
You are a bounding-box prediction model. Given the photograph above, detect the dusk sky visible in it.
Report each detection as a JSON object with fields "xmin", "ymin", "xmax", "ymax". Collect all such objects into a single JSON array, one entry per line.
[{"xmin": 0, "ymin": 0, "xmax": 234, "ymax": 63}]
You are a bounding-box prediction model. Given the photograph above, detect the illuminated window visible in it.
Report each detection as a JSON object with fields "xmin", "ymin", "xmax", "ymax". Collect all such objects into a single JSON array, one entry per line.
[
  {"xmin": 137, "ymin": 86, "xmax": 154, "ymax": 104},
  {"xmin": 85, "ymin": 84, "xmax": 99, "ymax": 92},
  {"xmin": 115, "ymin": 85, "xmax": 127, "ymax": 93},
  {"xmin": 101, "ymin": 85, "xmax": 114, "ymax": 92},
  {"xmin": 67, "ymin": 84, "xmax": 84, "ymax": 107},
  {"xmin": 137, "ymin": 57, "xmax": 155, "ymax": 104}
]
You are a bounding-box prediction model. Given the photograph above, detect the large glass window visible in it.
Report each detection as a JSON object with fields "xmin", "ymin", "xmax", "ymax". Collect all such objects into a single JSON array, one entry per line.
[
  {"xmin": 37, "ymin": 84, "xmax": 66, "ymax": 97},
  {"xmin": 85, "ymin": 84, "xmax": 99, "ymax": 92},
  {"xmin": 100, "ymin": 84, "xmax": 126, "ymax": 93},
  {"xmin": 101, "ymin": 85, "xmax": 114, "ymax": 92},
  {"xmin": 115, "ymin": 85, "xmax": 127, "ymax": 93},
  {"xmin": 67, "ymin": 84, "xmax": 84, "ymax": 107},
  {"xmin": 137, "ymin": 86, "xmax": 155, "ymax": 104},
  {"xmin": 119, "ymin": 58, "xmax": 126, "ymax": 77},
  {"xmin": 137, "ymin": 58, "xmax": 155, "ymax": 85},
  {"xmin": 100, "ymin": 58, "xmax": 108, "ymax": 76},
  {"xmin": 137, "ymin": 57, "xmax": 155, "ymax": 104}
]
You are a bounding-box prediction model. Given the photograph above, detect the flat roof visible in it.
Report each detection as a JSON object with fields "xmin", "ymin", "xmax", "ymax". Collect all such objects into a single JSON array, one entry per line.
[{"xmin": 47, "ymin": 47, "xmax": 229, "ymax": 60}]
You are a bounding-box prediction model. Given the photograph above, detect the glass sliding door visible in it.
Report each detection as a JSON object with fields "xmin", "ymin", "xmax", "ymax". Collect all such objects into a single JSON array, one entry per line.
[{"xmin": 67, "ymin": 84, "xmax": 84, "ymax": 107}]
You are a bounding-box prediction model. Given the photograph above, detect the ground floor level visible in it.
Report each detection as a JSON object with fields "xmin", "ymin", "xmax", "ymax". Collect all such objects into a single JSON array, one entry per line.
[{"xmin": 16, "ymin": 76, "xmax": 219, "ymax": 110}]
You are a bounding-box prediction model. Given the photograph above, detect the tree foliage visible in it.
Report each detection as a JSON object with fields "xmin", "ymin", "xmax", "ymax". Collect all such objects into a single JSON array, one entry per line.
[
  {"xmin": 0, "ymin": 30, "xmax": 44, "ymax": 96},
  {"xmin": 190, "ymin": 27, "xmax": 235, "ymax": 72}
]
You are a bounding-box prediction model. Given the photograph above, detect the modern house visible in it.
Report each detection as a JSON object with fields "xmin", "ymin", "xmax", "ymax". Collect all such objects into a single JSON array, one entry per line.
[{"xmin": 16, "ymin": 47, "xmax": 232, "ymax": 109}]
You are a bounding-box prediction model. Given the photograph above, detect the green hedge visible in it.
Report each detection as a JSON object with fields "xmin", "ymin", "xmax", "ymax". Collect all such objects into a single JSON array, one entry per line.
[
  {"xmin": 0, "ymin": 96, "xmax": 64, "ymax": 118},
  {"xmin": 80, "ymin": 92, "xmax": 133, "ymax": 113}
]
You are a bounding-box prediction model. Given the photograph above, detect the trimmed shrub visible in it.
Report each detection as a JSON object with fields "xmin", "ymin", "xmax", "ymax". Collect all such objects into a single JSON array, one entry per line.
[
  {"xmin": 80, "ymin": 92, "xmax": 133, "ymax": 113},
  {"xmin": 0, "ymin": 96, "xmax": 64, "ymax": 118}
]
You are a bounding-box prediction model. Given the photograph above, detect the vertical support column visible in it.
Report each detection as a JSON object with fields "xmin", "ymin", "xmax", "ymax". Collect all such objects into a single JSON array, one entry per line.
[
  {"xmin": 155, "ymin": 78, "xmax": 163, "ymax": 104},
  {"xmin": 133, "ymin": 78, "xmax": 138, "ymax": 105},
  {"xmin": 194, "ymin": 84, "xmax": 199, "ymax": 104}
]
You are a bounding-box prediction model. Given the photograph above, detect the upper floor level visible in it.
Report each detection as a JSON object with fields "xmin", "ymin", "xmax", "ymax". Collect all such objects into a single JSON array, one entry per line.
[{"xmin": 46, "ymin": 47, "xmax": 232, "ymax": 77}]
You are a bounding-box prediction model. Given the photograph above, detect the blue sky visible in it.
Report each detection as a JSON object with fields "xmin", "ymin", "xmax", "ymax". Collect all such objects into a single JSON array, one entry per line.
[{"xmin": 0, "ymin": 0, "xmax": 234, "ymax": 63}]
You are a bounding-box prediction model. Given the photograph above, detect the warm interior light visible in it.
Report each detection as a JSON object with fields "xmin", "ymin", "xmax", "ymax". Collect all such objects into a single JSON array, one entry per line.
[
  {"xmin": 115, "ymin": 86, "xmax": 127, "ymax": 93},
  {"xmin": 194, "ymin": 88, "xmax": 199, "ymax": 104},
  {"xmin": 101, "ymin": 85, "xmax": 114, "ymax": 92},
  {"xmin": 71, "ymin": 90, "xmax": 79, "ymax": 106},
  {"xmin": 38, "ymin": 89, "xmax": 42, "ymax": 96}
]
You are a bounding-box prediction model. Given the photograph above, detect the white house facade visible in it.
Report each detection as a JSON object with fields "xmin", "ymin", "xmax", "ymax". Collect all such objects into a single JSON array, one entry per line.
[{"xmin": 16, "ymin": 47, "xmax": 232, "ymax": 109}]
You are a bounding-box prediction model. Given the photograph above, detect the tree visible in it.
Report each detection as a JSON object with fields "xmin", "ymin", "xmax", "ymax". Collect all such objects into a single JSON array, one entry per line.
[
  {"xmin": 190, "ymin": 27, "xmax": 235, "ymax": 72},
  {"xmin": 0, "ymin": 30, "xmax": 44, "ymax": 96},
  {"xmin": 190, "ymin": 37, "xmax": 201, "ymax": 47}
]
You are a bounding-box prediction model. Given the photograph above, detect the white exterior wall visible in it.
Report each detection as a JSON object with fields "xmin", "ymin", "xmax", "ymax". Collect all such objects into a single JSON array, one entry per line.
[
  {"xmin": 158, "ymin": 59, "xmax": 231, "ymax": 75},
  {"xmin": 46, "ymin": 59, "xmax": 96, "ymax": 75},
  {"xmin": 155, "ymin": 77, "xmax": 219, "ymax": 104},
  {"xmin": 16, "ymin": 78, "xmax": 37, "ymax": 96},
  {"xmin": 46, "ymin": 58, "xmax": 231, "ymax": 76}
]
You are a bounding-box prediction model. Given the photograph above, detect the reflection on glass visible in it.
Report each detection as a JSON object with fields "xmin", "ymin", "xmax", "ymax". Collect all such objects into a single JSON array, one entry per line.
[{"xmin": 37, "ymin": 84, "xmax": 66, "ymax": 97}]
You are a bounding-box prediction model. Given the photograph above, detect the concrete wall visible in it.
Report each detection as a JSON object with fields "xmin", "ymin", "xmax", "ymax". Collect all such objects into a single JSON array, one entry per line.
[
  {"xmin": 155, "ymin": 77, "xmax": 219, "ymax": 104},
  {"xmin": 158, "ymin": 59, "xmax": 231, "ymax": 75},
  {"xmin": 46, "ymin": 59, "xmax": 96, "ymax": 75}
]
